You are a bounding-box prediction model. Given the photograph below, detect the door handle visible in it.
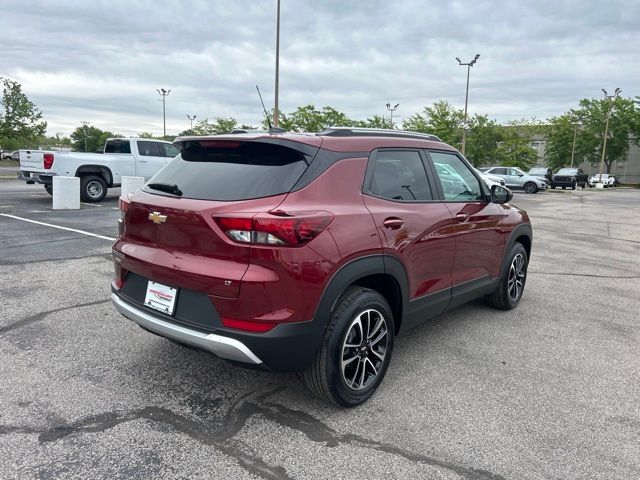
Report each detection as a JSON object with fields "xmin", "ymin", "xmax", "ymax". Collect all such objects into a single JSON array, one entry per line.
[
  {"xmin": 455, "ymin": 213, "xmax": 469, "ymax": 222},
  {"xmin": 383, "ymin": 217, "xmax": 404, "ymax": 230}
]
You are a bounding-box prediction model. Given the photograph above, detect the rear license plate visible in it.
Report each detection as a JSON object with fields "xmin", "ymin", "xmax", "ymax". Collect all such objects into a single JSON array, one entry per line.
[{"xmin": 144, "ymin": 281, "xmax": 178, "ymax": 315}]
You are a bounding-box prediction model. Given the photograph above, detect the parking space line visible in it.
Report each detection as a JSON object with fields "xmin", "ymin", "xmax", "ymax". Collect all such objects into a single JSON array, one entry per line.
[
  {"xmin": 82, "ymin": 203, "xmax": 103, "ymax": 207},
  {"xmin": 0, "ymin": 213, "xmax": 116, "ymax": 241}
]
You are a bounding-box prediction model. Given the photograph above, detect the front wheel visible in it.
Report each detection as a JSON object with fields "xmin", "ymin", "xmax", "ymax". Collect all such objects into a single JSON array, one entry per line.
[
  {"xmin": 485, "ymin": 242, "xmax": 528, "ymax": 310},
  {"xmin": 523, "ymin": 182, "xmax": 538, "ymax": 194},
  {"xmin": 301, "ymin": 288, "xmax": 395, "ymax": 407},
  {"xmin": 44, "ymin": 184, "xmax": 53, "ymax": 196},
  {"xmin": 80, "ymin": 175, "xmax": 107, "ymax": 202},
  {"xmin": 571, "ymin": 181, "xmax": 577, "ymax": 190}
]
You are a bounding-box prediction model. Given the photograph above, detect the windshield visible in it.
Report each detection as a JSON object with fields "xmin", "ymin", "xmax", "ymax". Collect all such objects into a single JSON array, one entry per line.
[{"xmin": 557, "ymin": 168, "xmax": 578, "ymax": 175}]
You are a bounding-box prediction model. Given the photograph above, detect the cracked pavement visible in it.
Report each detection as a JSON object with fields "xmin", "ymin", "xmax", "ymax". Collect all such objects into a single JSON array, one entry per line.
[{"xmin": 0, "ymin": 180, "xmax": 639, "ymax": 479}]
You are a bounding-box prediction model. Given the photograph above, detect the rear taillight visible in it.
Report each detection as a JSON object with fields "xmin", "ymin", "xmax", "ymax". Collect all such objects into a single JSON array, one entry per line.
[
  {"xmin": 118, "ymin": 193, "xmax": 132, "ymax": 236},
  {"xmin": 43, "ymin": 153, "xmax": 54, "ymax": 169},
  {"xmin": 112, "ymin": 251, "xmax": 127, "ymax": 289},
  {"xmin": 214, "ymin": 211, "xmax": 333, "ymax": 247}
]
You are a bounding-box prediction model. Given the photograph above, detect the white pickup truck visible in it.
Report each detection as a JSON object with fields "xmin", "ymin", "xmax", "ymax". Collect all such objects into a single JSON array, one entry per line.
[{"xmin": 19, "ymin": 138, "xmax": 180, "ymax": 202}]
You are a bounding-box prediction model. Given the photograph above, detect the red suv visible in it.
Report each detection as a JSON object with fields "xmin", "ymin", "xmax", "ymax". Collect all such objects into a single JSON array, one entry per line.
[{"xmin": 111, "ymin": 128, "xmax": 532, "ymax": 407}]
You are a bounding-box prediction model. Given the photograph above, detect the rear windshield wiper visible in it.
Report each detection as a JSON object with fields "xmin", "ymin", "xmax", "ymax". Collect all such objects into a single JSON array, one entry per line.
[{"xmin": 147, "ymin": 182, "xmax": 183, "ymax": 196}]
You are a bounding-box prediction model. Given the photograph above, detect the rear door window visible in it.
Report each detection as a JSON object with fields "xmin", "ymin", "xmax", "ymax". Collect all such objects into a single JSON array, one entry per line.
[
  {"xmin": 137, "ymin": 141, "xmax": 163, "ymax": 157},
  {"xmin": 144, "ymin": 141, "xmax": 312, "ymax": 201},
  {"xmin": 368, "ymin": 150, "xmax": 433, "ymax": 201},
  {"xmin": 104, "ymin": 139, "xmax": 131, "ymax": 154}
]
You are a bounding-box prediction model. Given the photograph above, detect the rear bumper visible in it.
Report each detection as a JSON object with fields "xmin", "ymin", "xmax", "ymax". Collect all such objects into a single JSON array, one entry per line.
[
  {"xmin": 20, "ymin": 171, "xmax": 53, "ymax": 184},
  {"xmin": 111, "ymin": 292, "xmax": 263, "ymax": 365},
  {"xmin": 111, "ymin": 287, "xmax": 325, "ymax": 372}
]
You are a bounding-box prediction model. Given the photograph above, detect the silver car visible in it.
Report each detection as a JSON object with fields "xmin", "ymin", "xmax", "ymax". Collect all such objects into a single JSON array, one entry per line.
[{"xmin": 479, "ymin": 166, "xmax": 547, "ymax": 193}]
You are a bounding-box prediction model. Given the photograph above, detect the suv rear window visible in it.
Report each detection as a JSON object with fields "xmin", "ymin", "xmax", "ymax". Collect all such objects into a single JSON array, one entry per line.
[{"xmin": 144, "ymin": 141, "xmax": 311, "ymax": 201}]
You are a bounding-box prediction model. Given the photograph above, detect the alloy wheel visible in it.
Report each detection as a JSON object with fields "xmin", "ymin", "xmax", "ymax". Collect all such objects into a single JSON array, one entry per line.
[
  {"xmin": 507, "ymin": 253, "xmax": 526, "ymax": 302},
  {"xmin": 341, "ymin": 309, "xmax": 388, "ymax": 390}
]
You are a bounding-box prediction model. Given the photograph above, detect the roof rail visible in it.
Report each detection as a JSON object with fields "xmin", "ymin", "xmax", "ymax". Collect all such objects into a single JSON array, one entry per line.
[{"xmin": 317, "ymin": 127, "xmax": 441, "ymax": 142}]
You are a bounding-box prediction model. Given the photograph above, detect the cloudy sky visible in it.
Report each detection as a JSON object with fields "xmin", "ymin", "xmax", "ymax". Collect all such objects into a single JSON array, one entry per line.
[{"xmin": 2, "ymin": 0, "xmax": 638, "ymax": 136}]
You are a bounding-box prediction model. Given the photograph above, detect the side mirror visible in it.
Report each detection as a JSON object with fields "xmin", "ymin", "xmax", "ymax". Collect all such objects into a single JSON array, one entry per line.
[{"xmin": 491, "ymin": 185, "xmax": 513, "ymax": 204}]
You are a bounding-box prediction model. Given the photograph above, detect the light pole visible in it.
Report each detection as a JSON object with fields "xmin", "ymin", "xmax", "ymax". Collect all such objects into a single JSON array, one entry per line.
[
  {"xmin": 456, "ymin": 54, "xmax": 480, "ymax": 155},
  {"xmin": 570, "ymin": 122, "xmax": 579, "ymax": 167},
  {"xmin": 273, "ymin": 0, "xmax": 281, "ymax": 128},
  {"xmin": 386, "ymin": 103, "xmax": 399, "ymax": 128},
  {"xmin": 157, "ymin": 88, "xmax": 171, "ymax": 137},
  {"xmin": 597, "ymin": 88, "xmax": 621, "ymax": 185},
  {"xmin": 187, "ymin": 114, "xmax": 197, "ymax": 131},
  {"xmin": 81, "ymin": 121, "xmax": 89, "ymax": 152}
]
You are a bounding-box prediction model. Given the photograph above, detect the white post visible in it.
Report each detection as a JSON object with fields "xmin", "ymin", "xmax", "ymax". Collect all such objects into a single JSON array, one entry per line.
[
  {"xmin": 121, "ymin": 176, "xmax": 145, "ymax": 198},
  {"xmin": 52, "ymin": 176, "xmax": 80, "ymax": 210}
]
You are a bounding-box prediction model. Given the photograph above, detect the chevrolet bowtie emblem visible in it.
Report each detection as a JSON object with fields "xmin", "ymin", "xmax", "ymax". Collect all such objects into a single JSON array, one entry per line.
[{"xmin": 148, "ymin": 211, "xmax": 167, "ymax": 224}]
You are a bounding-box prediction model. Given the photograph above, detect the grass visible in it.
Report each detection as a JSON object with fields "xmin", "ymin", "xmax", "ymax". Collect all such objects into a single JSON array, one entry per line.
[{"xmin": 0, "ymin": 159, "xmax": 19, "ymax": 167}]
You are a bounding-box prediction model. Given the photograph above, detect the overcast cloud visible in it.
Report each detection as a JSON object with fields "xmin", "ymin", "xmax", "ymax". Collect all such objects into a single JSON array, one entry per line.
[{"xmin": 2, "ymin": 0, "xmax": 639, "ymax": 136}]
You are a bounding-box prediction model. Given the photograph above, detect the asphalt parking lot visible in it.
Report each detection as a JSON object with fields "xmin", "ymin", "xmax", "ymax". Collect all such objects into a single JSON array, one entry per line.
[{"xmin": 1, "ymin": 179, "xmax": 639, "ymax": 480}]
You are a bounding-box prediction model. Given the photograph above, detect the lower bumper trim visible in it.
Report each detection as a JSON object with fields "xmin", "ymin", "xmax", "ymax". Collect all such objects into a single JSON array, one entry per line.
[{"xmin": 111, "ymin": 293, "xmax": 262, "ymax": 365}]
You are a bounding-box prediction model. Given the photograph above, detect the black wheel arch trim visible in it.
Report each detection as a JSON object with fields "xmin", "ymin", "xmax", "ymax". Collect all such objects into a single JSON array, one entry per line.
[
  {"xmin": 506, "ymin": 223, "xmax": 533, "ymax": 259},
  {"xmin": 75, "ymin": 165, "xmax": 114, "ymax": 187}
]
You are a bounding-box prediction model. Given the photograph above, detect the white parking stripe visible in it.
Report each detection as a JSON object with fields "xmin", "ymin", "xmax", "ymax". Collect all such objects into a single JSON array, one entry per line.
[{"xmin": 0, "ymin": 213, "xmax": 116, "ymax": 241}]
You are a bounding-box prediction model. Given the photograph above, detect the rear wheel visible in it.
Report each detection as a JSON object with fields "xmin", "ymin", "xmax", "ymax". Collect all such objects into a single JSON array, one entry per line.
[
  {"xmin": 80, "ymin": 175, "xmax": 107, "ymax": 202},
  {"xmin": 44, "ymin": 184, "xmax": 53, "ymax": 196},
  {"xmin": 485, "ymin": 242, "xmax": 528, "ymax": 310},
  {"xmin": 302, "ymin": 288, "xmax": 394, "ymax": 407},
  {"xmin": 523, "ymin": 182, "xmax": 538, "ymax": 194}
]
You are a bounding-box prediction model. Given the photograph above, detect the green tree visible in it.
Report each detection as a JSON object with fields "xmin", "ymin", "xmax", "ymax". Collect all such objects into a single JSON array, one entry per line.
[
  {"xmin": 495, "ymin": 120, "xmax": 539, "ymax": 170},
  {"xmin": 354, "ymin": 115, "xmax": 394, "ymax": 129},
  {"xmin": 465, "ymin": 114, "xmax": 503, "ymax": 167},
  {"xmin": 402, "ymin": 100, "xmax": 464, "ymax": 147},
  {"xmin": 270, "ymin": 105, "xmax": 354, "ymax": 132},
  {"xmin": 0, "ymin": 77, "xmax": 47, "ymax": 150},
  {"xmin": 573, "ymin": 96, "xmax": 640, "ymax": 174},
  {"xmin": 70, "ymin": 123, "xmax": 119, "ymax": 152},
  {"xmin": 544, "ymin": 113, "xmax": 579, "ymax": 172},
  {"xmin": 190, "ymin": 117, "xmax": 238, "ymax": 135}
]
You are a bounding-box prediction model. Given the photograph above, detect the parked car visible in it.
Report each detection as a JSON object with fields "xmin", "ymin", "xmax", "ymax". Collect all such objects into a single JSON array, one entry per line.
[
  {"xmin": 474, "ymin": 168, "xmax": 506, "ymax": 188},
  {"xmin": 1, "ymin": 150, "xmax": 13, "ymax": 160},
  {"xmin": 111, "ymin": 127, "xmax": 533, "ymax": 407},
  {"xmin": 11, "ymin": 151, "xmax": 19, "ymax": 161},
  {"xmin": 479, "ymin": 166, "xmax": 547, "ymax": 193},
  {"xmin": 527, "ymin": 167, "xmax": 553, "ymax": 186},
  {"xmin": 588, "ymin": 173, "xmax": 615, "ymax": 187},
  {"xmin": 552, "ymin": 167, "xmax": 588, "ymax": 189},
  {"xmin": 19, "ymin": 138, "xmax": 180, "ymax": 202}
]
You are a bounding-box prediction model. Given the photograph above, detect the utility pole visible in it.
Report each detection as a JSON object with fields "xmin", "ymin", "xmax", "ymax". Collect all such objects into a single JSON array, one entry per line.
[
  {"xmin": 386, "ymin": 103, "xmax": 399, "ymax": 128},
  {"xmin": 597, "ymin": 88, "xmax": 621, "ymax": 185},
  {"xmin": 81, "ymin": 121, "xmax": 89, "ymax": 152},
  {"xmin": 570, "ymin": 122, "xmax": 579, "ymax": 167},
  {"xmin": 187, "ymin": 114, "xmax": 197, "ymax": 131},
  {"xmin": 456, "ymin": 54, "xmax": 480, "ymax": 155},
  {"xmin": 157, "ymin": 88, "xmax": 171, "ymax": 137},
  {"xmin": 273, "ymin": 0, "xmax": 281, "ymax": 128}
]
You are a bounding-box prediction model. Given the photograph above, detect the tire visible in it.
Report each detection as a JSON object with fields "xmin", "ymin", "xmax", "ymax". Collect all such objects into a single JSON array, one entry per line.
[
  {"xmin": 80, "ymin": 175, "xmax": 107, "ymax": 202},
  {"xmin": 485, "ymin": 242, "xmax": 528, "ymax": 311},
  {"xmin": 571, "ymin": 181, "xmax": 577, "ymax": 190},
  {"xmin": 301, "ymin": 287, "xmax": 395, "ymax": 407},
  {"xmin": 562, "ymin": 186, "xmax": 566, "ymax": 190},
  {"xmin": 523, "ymin": 182, "xmax": 538, "ymax": 194},
  {"xmin": 44, "ymin": 184, "xmax": 53, "ymax": 196}
]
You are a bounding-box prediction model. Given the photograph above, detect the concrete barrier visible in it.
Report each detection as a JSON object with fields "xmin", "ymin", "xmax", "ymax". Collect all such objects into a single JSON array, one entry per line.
[
  {"xmin": 52, "ymin": 176, "xmax": 80, "ymax": 210},
  {"xmin": 121, "ymin": 176, "xmax": 145, "ymax": 198}
]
